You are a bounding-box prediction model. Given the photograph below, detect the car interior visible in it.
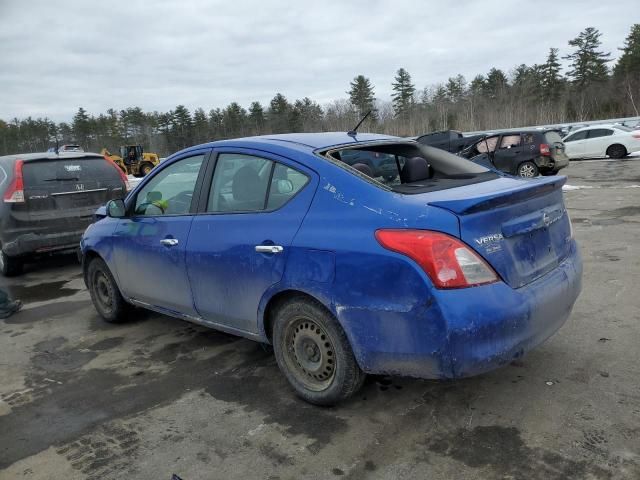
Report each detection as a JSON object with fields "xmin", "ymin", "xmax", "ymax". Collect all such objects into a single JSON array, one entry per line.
[{"xmin": 325, "ymin": 142, "xmax": 497, "ymax": 193}]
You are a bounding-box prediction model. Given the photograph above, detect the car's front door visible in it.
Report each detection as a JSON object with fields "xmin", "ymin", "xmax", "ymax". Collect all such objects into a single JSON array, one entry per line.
[
  {"xmin": 563, "ymin": 130, "xmax": 588, "ymax": 158},
  {"xmin": 112, "ymin": 151, "xmax": 209, "ymax": 314},
  {"xmin": 186, "ymin": 150, "xmax": 317, "ymax": 334},
  {"xmin": 493, "ymin": 134, "xmax": 523, "ymax": 173}
]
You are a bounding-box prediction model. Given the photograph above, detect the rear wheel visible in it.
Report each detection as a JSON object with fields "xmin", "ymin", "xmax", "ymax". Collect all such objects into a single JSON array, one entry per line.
[
  {"xmin": 517, "ymin": 161, "xmax": 539, "ymax": 178},
  {"xmin": 0, "ymin": 249, "xmax": 22, "ymax": 277},
  {"xmin": 273, "ymin": 297, "xmax": 365, "ymax": 405},
  {"xmin": 86, "ymin": 257, "xmax": 130, "ymax": 323},
  {"xmin": 606, "ymin": 144, "xmax": 627, "ymax": 159}
]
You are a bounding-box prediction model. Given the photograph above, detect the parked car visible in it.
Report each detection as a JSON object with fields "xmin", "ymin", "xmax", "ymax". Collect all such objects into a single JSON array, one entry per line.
[
  {"xmin": 460, "ymin": 130, "xmax": 569, "ymax": 177},
  {"xmin": 0, "ymin": 151, "xmax": 129, "ymax": 275},
  {"xmin": 416, "ymin": 130, "xmax": 484, "ymax": 154},
  {"xmin": 81, "ymin": 132, "xmax": 582, "ymax": 405},
  {"xmin": 562, "ymin": 125, "xmax": 640, "ymax": 159}
]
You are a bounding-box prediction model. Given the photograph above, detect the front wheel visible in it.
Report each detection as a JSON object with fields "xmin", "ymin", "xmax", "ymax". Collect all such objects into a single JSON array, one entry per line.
[
  {"xmin": 0, "ymin": 249, "xmax": 22, "ymax": 277},
  {"xmin": 273, "ymin": 297, "xmax": 365, "ymax": 405},
  {"xmin": 86, "ymin": 257, "xmax": 131, "ymax": 323},
  {"xmin": 517, "ymin": 161, "xmax": 539, "ymax": 178}
]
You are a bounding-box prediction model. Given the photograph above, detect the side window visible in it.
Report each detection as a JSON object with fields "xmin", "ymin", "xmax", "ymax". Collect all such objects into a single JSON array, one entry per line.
[
  {"xmin": 565, "ymin": 131, "xmax": 587, "ymax": 142},
  {"xmin": 587, "ymin": 129, "xmax": 613, "ymax": 139},
  {"xmin": 476, "ymin": 136, "xmax": 499, "ymax": 153},
  {"xmin": 499, "ymin": 135, "xmax": 521, "ymax": 149},
  {"xmin": 267, "ymin": 163, "xmax": 309, "ymax": 209},
  {"xmin": 208, "ymin": 154, "xmax": 272, "ymax": 212},
  {"xmin": 207, "ymin": 154, "xmax": 308, "ymax": 212},
  {"xmin": 134, "ymin": 155, "xmax": 204, "ymax": 216},
  {"xmin": 522, "ymin": 133, "xmax": 535, "ymax": 144}
]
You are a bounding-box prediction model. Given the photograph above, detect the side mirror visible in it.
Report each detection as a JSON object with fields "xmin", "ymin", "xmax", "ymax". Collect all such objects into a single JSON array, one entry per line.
[
  {"xmin": 276, "ymin": 179, "xmax": 294, "ymax": 194},
  {"xmin": 106, "ymin": 199, "xmax": 126, "ymax": 218}
]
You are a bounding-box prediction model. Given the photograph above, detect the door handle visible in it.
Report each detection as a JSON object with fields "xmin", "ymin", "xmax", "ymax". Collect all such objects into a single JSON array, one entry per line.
[
  {"xmin": 160, "ymin": 238, "xmax": 179, "ymax": 247},
  {"xmin": 255, "ymin": 245, "xmax": 283, "ymax": 254}
]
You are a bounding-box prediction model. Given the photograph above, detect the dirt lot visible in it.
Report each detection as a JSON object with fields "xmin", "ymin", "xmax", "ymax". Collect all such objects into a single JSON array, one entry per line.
[{"xmin": 1, "ymin": 159, "xmax": 639, "ymax": 480}]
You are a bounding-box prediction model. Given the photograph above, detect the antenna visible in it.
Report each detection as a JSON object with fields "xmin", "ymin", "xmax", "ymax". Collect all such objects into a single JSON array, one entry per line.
[{"xmin": 348, "ymin": 110, "xmax": 372, "ymax": 136}]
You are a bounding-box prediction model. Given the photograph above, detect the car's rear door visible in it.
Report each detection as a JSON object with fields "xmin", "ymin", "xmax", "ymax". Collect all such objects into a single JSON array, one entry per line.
[
  {"xmin": 584, "ymin": 128, "xmax": 614, "ymax": 157},
  {"xmin": 111, "ymin": 151, "xmax": 209, "ymax": 314},
  {"xmin": 185, "ymin": 149, "xmax": 317, "ymax": 334},
  {"xmin": 492, "ymin": 134, "xmax": 523, "ymax": 173}
]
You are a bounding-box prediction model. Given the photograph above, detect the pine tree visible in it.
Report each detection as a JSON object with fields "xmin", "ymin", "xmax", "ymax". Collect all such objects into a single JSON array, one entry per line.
[
  {"xmin": 564, "ymin": 27, "xmax": 611, "ymax": 86},
  {"xmin": 485, "ymin": 68, "xmax": 508, "ymax": 98},
  {"xmin": 248, "ymin": 101, "xmax": 266, "ymax": 134},
  {"xmin": 72, "ymin": 107, "xmax": 91, "ymax": 148},
  {"xmin": 445, "ymin": 75, "xmax": 466, "ymax": 102},
  {"xmin": 192, "ymin": 108, "xmax": 209, "ymax": 143},
  {"xmin": 614, "ymin": 24, "xmax": 640, "ymax": 115},
  {"xmin": 348, "ymin": 75, "xmax": 376, "ymax": 119},
  {"xmin": 541, "ymin": 48, "xmax": 563, "ymax": 101},
  {"xmin": 269, "ymin": 93, "xmax": 291, "ymax": 133},
  {"xmin": 391, "ymin": 68, "xmax": 415, "ymax": 118},
  {"xmin": 614, "ymin": 24, "xmax": 640, "ymax": 77}
]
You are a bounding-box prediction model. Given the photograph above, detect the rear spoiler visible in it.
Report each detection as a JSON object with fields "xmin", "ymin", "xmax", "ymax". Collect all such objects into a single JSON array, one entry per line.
[{"xmin": 428, "ymin": 176, "xmax": 567, "ymax": 215}]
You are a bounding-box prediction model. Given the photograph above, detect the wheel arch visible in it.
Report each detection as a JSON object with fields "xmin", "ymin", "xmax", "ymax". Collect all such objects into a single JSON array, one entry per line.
[
  {"xmin": 606, "ymin": 143, "xmax": 627, "ymax": 157},
  {"xmin": 259, "ymin": 288, "xmax": 335, "ymax": 343}
]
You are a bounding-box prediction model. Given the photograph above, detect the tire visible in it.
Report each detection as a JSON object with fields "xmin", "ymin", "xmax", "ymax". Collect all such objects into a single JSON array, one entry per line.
[
  {"xmin": 0, "ymin": 249, "xmax": 22, "ymax": 277},
  {"xmin": 606, "ymin": 144, "xmax": 627, "ymax": 159},
  {"xmin": 140, "ymin": 163, "xmax": 153, "ymax": 176},
  {"xmin": 272, "ymin": 297, "xmax": 365, "ymax": 405},
  {"xmin": 517, "ymin": 161, "xmax": 539, "ymax": 178},
  {"xmin": 86, "ymin": 257, "xmax": 131, "ymax": 323}
]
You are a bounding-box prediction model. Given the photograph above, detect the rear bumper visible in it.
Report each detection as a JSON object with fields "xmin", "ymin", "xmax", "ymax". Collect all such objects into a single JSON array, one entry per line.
[
  {"xmin": 2, "ymin": 230, "xmax": 86, "ymax": 256},
  {"xmin": 340, "ymin": 242, "xmax": 582, "ymax": 379},
  {"xmin": 536, "ymin": 155, "xmax": 569, "ymax": 172}
]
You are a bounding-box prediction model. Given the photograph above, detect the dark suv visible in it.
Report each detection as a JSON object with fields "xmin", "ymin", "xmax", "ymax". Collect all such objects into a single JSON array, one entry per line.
[
  {"xmin": 0, "ymin": 152, "xmax": 128, "ymax": 275},
  {"xmin": 460, "ymin": 130, "xmax": 569, "ymax": 177}
]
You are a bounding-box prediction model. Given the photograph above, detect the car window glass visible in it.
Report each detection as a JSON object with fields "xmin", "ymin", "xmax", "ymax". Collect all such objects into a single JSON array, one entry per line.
[
  {"xmin": 208, "ymin": 153, "xmax": 273, "ymax": 212},
  {"xmin": 134, "ymin": 155, "xmax": 204, "ymax": 216},
  {"xmin": 565, "ymin": 131, "xmax": 587, "ymax": 142},
  {"xmin": 587, "ymin": 129, "xmax": 613, "ymax": 139},
  {"xmin": 266, "ymin": 163, "xmax": 309, "ymax": 210},
  {"xmin": 522, "ymin": 133, "xmax": 535, "ymax": 144},
  {"xmin": 499, "ymin": 135, "xmax": 521, "ymax": 149},
  {"xmin": 476, "ymin": 136, "xmax": 499, "ymax": 153}
]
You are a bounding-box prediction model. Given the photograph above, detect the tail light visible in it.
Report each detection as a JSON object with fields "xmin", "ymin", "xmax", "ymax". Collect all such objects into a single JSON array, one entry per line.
[
  {"xmin": 3, "ymin": 160, "xmax": 25, "ymax": 203},
  {"xmin": 104, "ymin": 155, "xmax": 130, "ymax": 191},
  {"xmin": 632, "ymin": 132, "xmax": 640, "ymax": 139},
  {"xmin": 539, "ymin": 143, "xmax": 551, "ymax": 156},
  {"xmin": 375, "ymin": 229, "xmax": 499, "ymax": 289}
]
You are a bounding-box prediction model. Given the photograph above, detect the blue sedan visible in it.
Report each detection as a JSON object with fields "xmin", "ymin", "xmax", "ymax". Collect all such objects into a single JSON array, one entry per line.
[{"xmin": 81, "ymin": 132, "xmax": 582, "ymax": 405}]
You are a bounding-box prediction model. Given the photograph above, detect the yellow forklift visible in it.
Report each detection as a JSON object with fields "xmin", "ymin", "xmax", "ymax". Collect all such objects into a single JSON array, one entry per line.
[{"xmin": 101, "ymin": 145, "xmax": 160, "ymax": 177}]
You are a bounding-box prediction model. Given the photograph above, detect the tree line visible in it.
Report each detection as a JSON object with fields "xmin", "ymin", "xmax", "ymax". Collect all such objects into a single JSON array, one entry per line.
[{"xmin": 1, "ymin": 24, "xmax": 639, "ymax": 157}]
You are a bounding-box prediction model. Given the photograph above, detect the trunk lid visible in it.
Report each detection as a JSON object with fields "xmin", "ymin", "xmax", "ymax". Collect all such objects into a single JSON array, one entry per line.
[
  {"xmin": 21, "ymin": 156, "xmax": 126, "ymax": 228},
  {"xmin": 428, "ymin": 176, "xmax": 572, "ymax": 288}
]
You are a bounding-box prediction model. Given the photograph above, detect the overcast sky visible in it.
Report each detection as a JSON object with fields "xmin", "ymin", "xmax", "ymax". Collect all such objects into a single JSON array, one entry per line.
[{"xmin": 0, "ymin": 0, "xmax": 635, "ymax": 122}]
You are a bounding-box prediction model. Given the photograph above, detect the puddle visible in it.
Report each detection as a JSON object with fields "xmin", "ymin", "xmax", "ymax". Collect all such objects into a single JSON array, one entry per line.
[{"xmin": 5, "ymin": 280, "xmax": 80, "ymax": 303}]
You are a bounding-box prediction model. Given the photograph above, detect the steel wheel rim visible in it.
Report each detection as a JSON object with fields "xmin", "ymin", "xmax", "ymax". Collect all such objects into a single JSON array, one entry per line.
[
  {"xmin": 93, "ymin": 270, "xmax": 113, "ymax": 313},
  {"xmin": 520, "ymin": 164, "xmax": 536, "ymax": 177},
  {"xmin": 283, "ymin": 318, "xmax": 336, "ymax": 391}
]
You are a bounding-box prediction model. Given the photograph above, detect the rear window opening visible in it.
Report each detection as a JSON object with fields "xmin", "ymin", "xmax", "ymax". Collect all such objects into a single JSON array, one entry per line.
[
  {"xmin": 322, "ymin": 142, "xmax": 499, "ymax": 194},
  {"xmin": 23, "ymin": 157, "xmax": 122, "ymax": 187}
]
